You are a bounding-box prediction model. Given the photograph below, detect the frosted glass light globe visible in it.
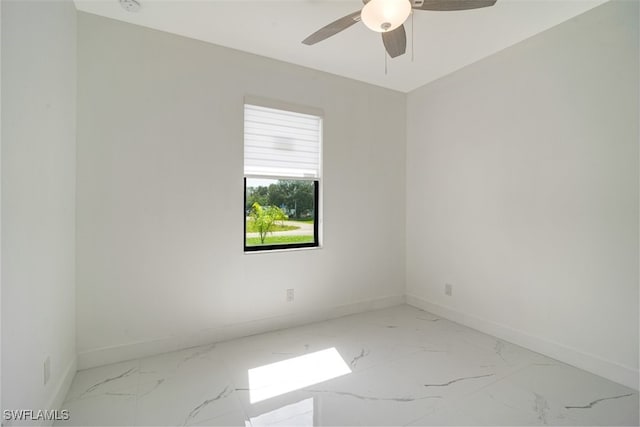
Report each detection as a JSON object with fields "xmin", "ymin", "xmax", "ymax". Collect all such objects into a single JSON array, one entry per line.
[{"xmin": 361, "ymin": 0, "xmax": 411, "ymax": 33}]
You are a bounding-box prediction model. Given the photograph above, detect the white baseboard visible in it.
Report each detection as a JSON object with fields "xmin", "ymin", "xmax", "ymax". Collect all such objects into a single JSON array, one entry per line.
[
  {"xmin": 42, "ymin": 355, "xmax": 76, "ymax": 426},
  {"xmin": 406, "ymin": 294, "xmax": 639, "ymax": 391},
  {"xmin": 77, "ymin": 294, "xmax": 405, "ymax": 370}
]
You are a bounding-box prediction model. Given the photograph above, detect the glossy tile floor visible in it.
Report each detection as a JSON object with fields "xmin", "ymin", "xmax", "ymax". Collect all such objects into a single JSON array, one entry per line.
[{"xmin": 57, "ymin": 305, "xmax": 639, "ymax": 426}]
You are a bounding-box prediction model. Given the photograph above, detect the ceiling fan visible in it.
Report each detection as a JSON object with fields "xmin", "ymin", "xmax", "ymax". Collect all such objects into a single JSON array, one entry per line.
[{"xmin": 302, "ymin": 0, "xmax": 497, "ymax": 59}]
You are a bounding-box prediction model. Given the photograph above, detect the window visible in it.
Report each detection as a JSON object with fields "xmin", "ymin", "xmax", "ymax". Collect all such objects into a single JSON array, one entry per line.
[{"xmin": 244, "ymin": 102, "xmax": 322, "ymax": 252}]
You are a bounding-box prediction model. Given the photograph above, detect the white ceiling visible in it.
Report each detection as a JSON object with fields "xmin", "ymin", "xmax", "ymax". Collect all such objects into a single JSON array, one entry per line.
[{"xmin": 74, "ymin": 0, "xmax": 608, "ymax": 93}]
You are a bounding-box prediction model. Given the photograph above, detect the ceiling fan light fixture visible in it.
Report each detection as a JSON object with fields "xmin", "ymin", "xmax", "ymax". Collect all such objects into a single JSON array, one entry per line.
[{"xmin": 361, "ymin": 0, "xmax": 411, "ymax": 33}]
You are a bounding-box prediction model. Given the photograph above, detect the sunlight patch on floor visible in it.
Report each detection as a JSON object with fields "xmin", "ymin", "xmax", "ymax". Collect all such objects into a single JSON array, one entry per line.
[{"xmin": 248, "ymin": 348, "xmax": 351, "ymax": 403}]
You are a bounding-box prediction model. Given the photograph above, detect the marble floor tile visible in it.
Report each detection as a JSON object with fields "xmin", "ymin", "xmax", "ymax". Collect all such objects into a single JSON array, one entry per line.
[
  {"xmin": 63, "ymin": 360, "xmax": 141, "ymax": 403},
  {"xmin": 410, "ymin": 362, "xmax": 639, "ymax": 426},
  {"xmin": 60, "ymin": 385, "xmax": 138, "ymax": 426},
  {"xmin": 56, "ymin": 305, "xmax": 639, "ymax": 426},
  {"xmin": 193, "ymin": 410, "xmax": 250, "ymax": 427}
]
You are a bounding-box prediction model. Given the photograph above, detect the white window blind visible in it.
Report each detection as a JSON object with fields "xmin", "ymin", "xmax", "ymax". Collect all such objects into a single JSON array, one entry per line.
[{"xmin": 244, "ymin": 104, "xmax": 321, "ymax": 179}]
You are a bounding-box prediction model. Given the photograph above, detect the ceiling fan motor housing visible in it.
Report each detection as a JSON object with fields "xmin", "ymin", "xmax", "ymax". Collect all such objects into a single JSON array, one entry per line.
[{"xmin": 361, "ymin": 0, "xmax": 412, "ymax": 33}]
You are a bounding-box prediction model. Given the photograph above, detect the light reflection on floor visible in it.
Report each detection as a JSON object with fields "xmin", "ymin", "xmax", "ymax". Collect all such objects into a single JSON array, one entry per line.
[
  {"xmin": 248, "ymin": 348, "xmax": 351, "ymax": 404},
  {"xmin": 246, "ymin": 398, "xmax": 314, "ymax": 427}
]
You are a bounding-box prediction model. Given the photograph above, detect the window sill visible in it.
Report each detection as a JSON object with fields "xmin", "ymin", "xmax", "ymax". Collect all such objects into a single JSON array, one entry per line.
[{"xmin": 243, "ymin": 245, "xmax": 323, "ymax": 255}]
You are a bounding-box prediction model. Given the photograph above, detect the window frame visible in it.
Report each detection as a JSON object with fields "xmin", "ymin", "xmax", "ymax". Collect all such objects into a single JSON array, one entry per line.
[
  {"xmin": 243, "ymin": 178, "xmax": 320, "ymax": 252},
  {"xmin": 242, "ymin": 98, "xmax": 323, "ymax": 253}
]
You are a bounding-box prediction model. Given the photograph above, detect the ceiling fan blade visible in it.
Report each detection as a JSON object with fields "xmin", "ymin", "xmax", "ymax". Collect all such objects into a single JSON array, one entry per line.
[
  {"xmin": 382, "ymin": 25, "xmax": 406, "ymax": 58},
  {"xmin": 413, "ymin": 0, "xmax": 496, "ymax": 11},
  {"xmin": 302, "ymin": 10, "xmax": 362, "ymax": 45}
]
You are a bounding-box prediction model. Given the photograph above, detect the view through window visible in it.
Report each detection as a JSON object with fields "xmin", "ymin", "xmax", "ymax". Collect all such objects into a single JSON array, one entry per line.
[{"xmin": 245, "ymin": 178, "xmax": 317, "ymax": 248}]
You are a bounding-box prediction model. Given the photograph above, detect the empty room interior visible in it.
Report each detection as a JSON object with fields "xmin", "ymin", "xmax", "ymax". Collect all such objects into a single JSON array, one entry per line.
[{"xmin": 1, "ymin": 0, "xmax": 639, "ymax": 425}]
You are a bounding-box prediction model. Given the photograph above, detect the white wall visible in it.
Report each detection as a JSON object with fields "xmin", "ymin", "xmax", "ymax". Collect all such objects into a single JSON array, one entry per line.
[
  {"xmin": 1, "ymin": 0, "xmax": 3, "ymax": 414},
  {"xmin": 406, "ymin": 0, "xmax": 639, "ymax": 389},
  {"xmin": 1, "ymin": 0, "xmax": 77, "ymax": 419},
  {"xmin": 76, "ymin": 13, "xmax": 406, "ymax": 368}
]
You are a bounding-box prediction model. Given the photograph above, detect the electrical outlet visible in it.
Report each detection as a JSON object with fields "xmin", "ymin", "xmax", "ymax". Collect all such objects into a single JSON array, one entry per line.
[
  {"xmin": 286, "ymin": 288, "xmax": 295, "ymax": 302},
  {"xmin": 44, "ymin": 356, "xmax": 51, "ymax": 385},
  {"xmin": 445, "ymin": 283, "xmax": 453, "ymax": 296}
]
